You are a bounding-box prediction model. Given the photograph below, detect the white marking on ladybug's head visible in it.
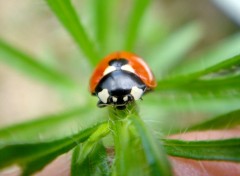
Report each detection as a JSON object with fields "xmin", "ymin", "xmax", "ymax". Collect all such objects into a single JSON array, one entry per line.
[
  {"xmin": 98, "ymin": 89, "xmax": 109, "ymax": 103},
  {"xmin": 121, "ymin": 64, "xmax": 135, "ymax": 73},
  {"xmin": 112, "ymin": 96, "xmax": 117, "ymax": 102},
  {"xmin": 103, "ymin": 66, "xmax": 116, "ymax": 76},
  {"xmin": 123, "ymin": 95, "xmax": 128, "ymax": 102},
  {"xmin": 130, "ymin": 86, "xmax": 143, "ymax": 100}
]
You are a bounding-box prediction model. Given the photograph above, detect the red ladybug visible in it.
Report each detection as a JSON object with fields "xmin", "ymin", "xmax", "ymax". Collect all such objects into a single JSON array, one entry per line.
[{"xmin": 89, "ymin": 51, "xmax": 157, "ymax": 109}]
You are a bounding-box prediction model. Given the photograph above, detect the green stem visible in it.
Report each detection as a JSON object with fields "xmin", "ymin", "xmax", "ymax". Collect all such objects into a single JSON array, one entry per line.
[
  {"xmin": 109, "ymin": 103, "xmax": 143, "ymax": 175},
  {"xmin": 108, "ymin": 104, "xmax": 138, "ymax": 120},
  {"xmin": 109, "ymin": 103, "xmax": 173, "ymax": 176}
]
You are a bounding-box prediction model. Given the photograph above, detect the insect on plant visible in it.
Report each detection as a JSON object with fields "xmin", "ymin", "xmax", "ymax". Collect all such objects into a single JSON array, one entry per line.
[
  {"xmin": 89, "ymin": 51, "xmax": 157, "ymax": 110},
  {"xmin": 0, "ymin": 0, "xmax": 240, "ymax": 176}
]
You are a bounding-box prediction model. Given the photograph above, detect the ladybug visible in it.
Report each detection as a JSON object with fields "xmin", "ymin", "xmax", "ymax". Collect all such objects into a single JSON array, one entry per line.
[{"xmin": 89, "ymin": 51, "xmax": 157, "ymax": 110}]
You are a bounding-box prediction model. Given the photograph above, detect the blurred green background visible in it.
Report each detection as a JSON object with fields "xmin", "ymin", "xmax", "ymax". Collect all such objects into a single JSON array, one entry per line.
[
  {"xmin": 0, "ymin": 0, "xmax": 239, "ymax": 128},
  {"xmin": 0, "ymin": 0, "xmax": 240, "ymax": 175}
]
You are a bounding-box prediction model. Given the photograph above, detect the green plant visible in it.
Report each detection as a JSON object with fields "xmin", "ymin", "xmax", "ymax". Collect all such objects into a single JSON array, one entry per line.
[{"xmin": 0, "ymin": 0, "xmax": 240, "ymax": 175}]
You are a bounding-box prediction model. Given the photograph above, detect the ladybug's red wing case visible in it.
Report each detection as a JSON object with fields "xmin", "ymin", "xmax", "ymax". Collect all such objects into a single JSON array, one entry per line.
[
  {"xmin": 120, "ymin": 52, "xmax": 157, "ymax": 89},
  {"xmin": 89, "ymin": 52, "xmax": 118, "ymax": 94}
]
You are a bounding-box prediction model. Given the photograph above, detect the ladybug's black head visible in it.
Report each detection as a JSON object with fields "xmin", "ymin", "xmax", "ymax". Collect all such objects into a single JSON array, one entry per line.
[{"xmin": 95, "ymin": 68, "xmax": 146, "ymax": 109}]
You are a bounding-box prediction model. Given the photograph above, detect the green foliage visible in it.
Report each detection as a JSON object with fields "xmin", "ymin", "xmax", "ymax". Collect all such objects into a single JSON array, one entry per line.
[
  {"xmin": 124, "ymin": 0, "xmax": 150, "ymax": 51},
  {"xmin": 0, "ymin": 39, "xmax": 76, "ymax": 89},
  {"xmin": 0, "ymin": 106, "xmax": 101, "ymax": 146},
  {"xmin": 156, "ymin": 54, "xmax": 240, "ymax": 93},
  {"xmin": 0, "ymin": 123, "xmax": 105, "ymax": 176},
  {"xmin": 112, "ymin": 118, "xmax": 151, "ymax": 175},
  {"xmin": 46, "ymin": 0, "xmax": 99, "ymax": 66},
  {"xmin": 187, "ymin": 109, "xmax": 240, "ymax": 131},
  {"xmin": 71, "ymin": 123, "xmax": 110, "ymax": 166},
  {"xmin": 129, "ymin": 116, "xmax": 172, "ymax": 176},
  {"xmin": 164, "ymin": 138, "xmax": 240, "ymax": 162},
  {"xmin": 147, "ymin": 22, "xmax": 203, "ymax": 77},
  {"xmin": 175, "ymin": 33, "xmax": 240, "ymax": 74},
  {"xmin": 93, "ymin": 0, "xmax": 113, "ymax": 56},
  {"xmin": 71, "ymin": 141, "xmax": 110, "ymax": 176},
  {"xmin": 0, "ymin": 0, "xmax": 239, "ymax": 175},
  {"xmin": 168, "ymin": 109, "xmax": 240, "ymax": 135},
  {"xmin": 108, "ymin": 104, "xmax": 172, "ymax": 176}
]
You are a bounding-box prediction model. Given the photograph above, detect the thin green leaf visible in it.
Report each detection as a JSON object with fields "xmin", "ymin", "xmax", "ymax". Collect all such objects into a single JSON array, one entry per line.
[
  {"xmin": 93, "ymin": 0, "xmax": 113, "ymax": 56},
  {"xmin": 0, "ymin": 39, "xmax": 76, "ymax": 89},
  {"xmin": 124, "ymin": 0, "xmax": 150, "ymax": 51},
  {"xmin": 137, "ymin": 8, "xmax": 168, "ymax": 52},
  {"xmin": 185, "ymin": 53, "xmax": 240, "ymax": 80},
  {"xmin": 163, "ymin": 138, "xmax": 240, "ymax": 162},
  {"xmin": 165, "ymin": 108, "xmax": 240, "ymax": 135},
  {"xmin": 142, "ymin": 91, "xmax": 240, "ymax": 126},
  {"xmin": 45, "ymin": 0, "xmax": 99, "ymax": 66},
  {"xmin": 130, "ymin": 116, "xmax": 173, "ymax": 176},
  {"xmin": 188, "ymin": 109, "xmax": 240, "ymax": 131},
  {"xmin": 71, "ymin": 141, "xmax": 109, "ymax": 176},
  {"xmin": 72, "ymin": 123, "xmax": 110, "ymax": 165},
  {"xmin": 157, "ymin": 75, "xmax": 240, "ymax": 93},
  {"xmin": 0, "ymin": 122, "xmax": 106, "ymax": 175},
  {"xmin": 71, "ymin": 145, "xmax": 84, "ymax": 176},
  {"xmin": 147, "ymin": 22, "xmax": 203, "ymax": 78},
  {"xmin": 0, "ymin": 105, "xmax": 103, "ymax": 147},
  {"xmin": 156, "ymin": 54, "xmax": 240, "ymax": 92},
  {"xmin": 174, "ymin": 33, "xmax": 240, "ymax": 74},
  {"xmin": 100, "ymin": 0, "xmax": 123, "ymax": 54}
]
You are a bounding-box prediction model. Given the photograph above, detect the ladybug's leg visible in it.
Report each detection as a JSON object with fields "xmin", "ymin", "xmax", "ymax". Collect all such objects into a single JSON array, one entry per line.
[
  {"xmin": 127, "ymin": 94, "xmax": 134, "ymax": 102},
  {"xmin": 97, "ymin": 100, "xmax": 107, "ymax": 108}
]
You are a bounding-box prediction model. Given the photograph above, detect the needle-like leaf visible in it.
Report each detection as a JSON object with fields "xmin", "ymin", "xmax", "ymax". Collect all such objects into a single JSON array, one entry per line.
[
  {"xmin": 0, "ymin": 39, "xmax": 77, "ymax": 89},
  {"xmin": 124, "ymin": 0, "xmax": 150, "ymax": 51},
  {"xmin": 0, "ymin": 105, "xmax": 102, "ymax": 147},
  {"xmin": 163, "ymin": 138, "xmax": 240, "ymax": 162},
  {"xmin": 71, "ymin": 141, "xmax": 109, "ymax": 176},
  {"xmin": 93, "ymin": 0, "xmax": 114, "ymax": 57},
  {"xmin": 174, "ymin": 33, "xmax": 240, "ymax": 74},
  {"xmin": 147, "ymin": 22, "xmax": 202, "ymax": 78},
  {"xmin": 45, "ymin": 0, "xmax": 99, "ymax": 66},
  {"xmin": 156, "ymin": 54, "xmax": 240, "ymax": 92},
  {"xmin": 188, "ymin": 109, "xmax": 240, "ymax": 131},
  {"xmin": 130, "ymin": 116, "xmax": 173, "ymax": 176},
  {"xmin": 0, "ymin": 122, "xmax": 106, "ymax": 175}
]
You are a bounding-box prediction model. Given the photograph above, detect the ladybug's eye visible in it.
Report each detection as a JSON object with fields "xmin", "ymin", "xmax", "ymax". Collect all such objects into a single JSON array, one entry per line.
[
  {"xmin": 123, "ymin": 95, "xmax": 133, "ymax": 102},
  {"xmin": 123, "ymin": 95, "xmax": 128, "ymax": 102},
  {"xmin": 112, "ymin": 96, "xmax": 118, "ymax": 102},
  {"xmin": 109, "ymin": 96, "xmax": 117, "ymax": 103}
]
